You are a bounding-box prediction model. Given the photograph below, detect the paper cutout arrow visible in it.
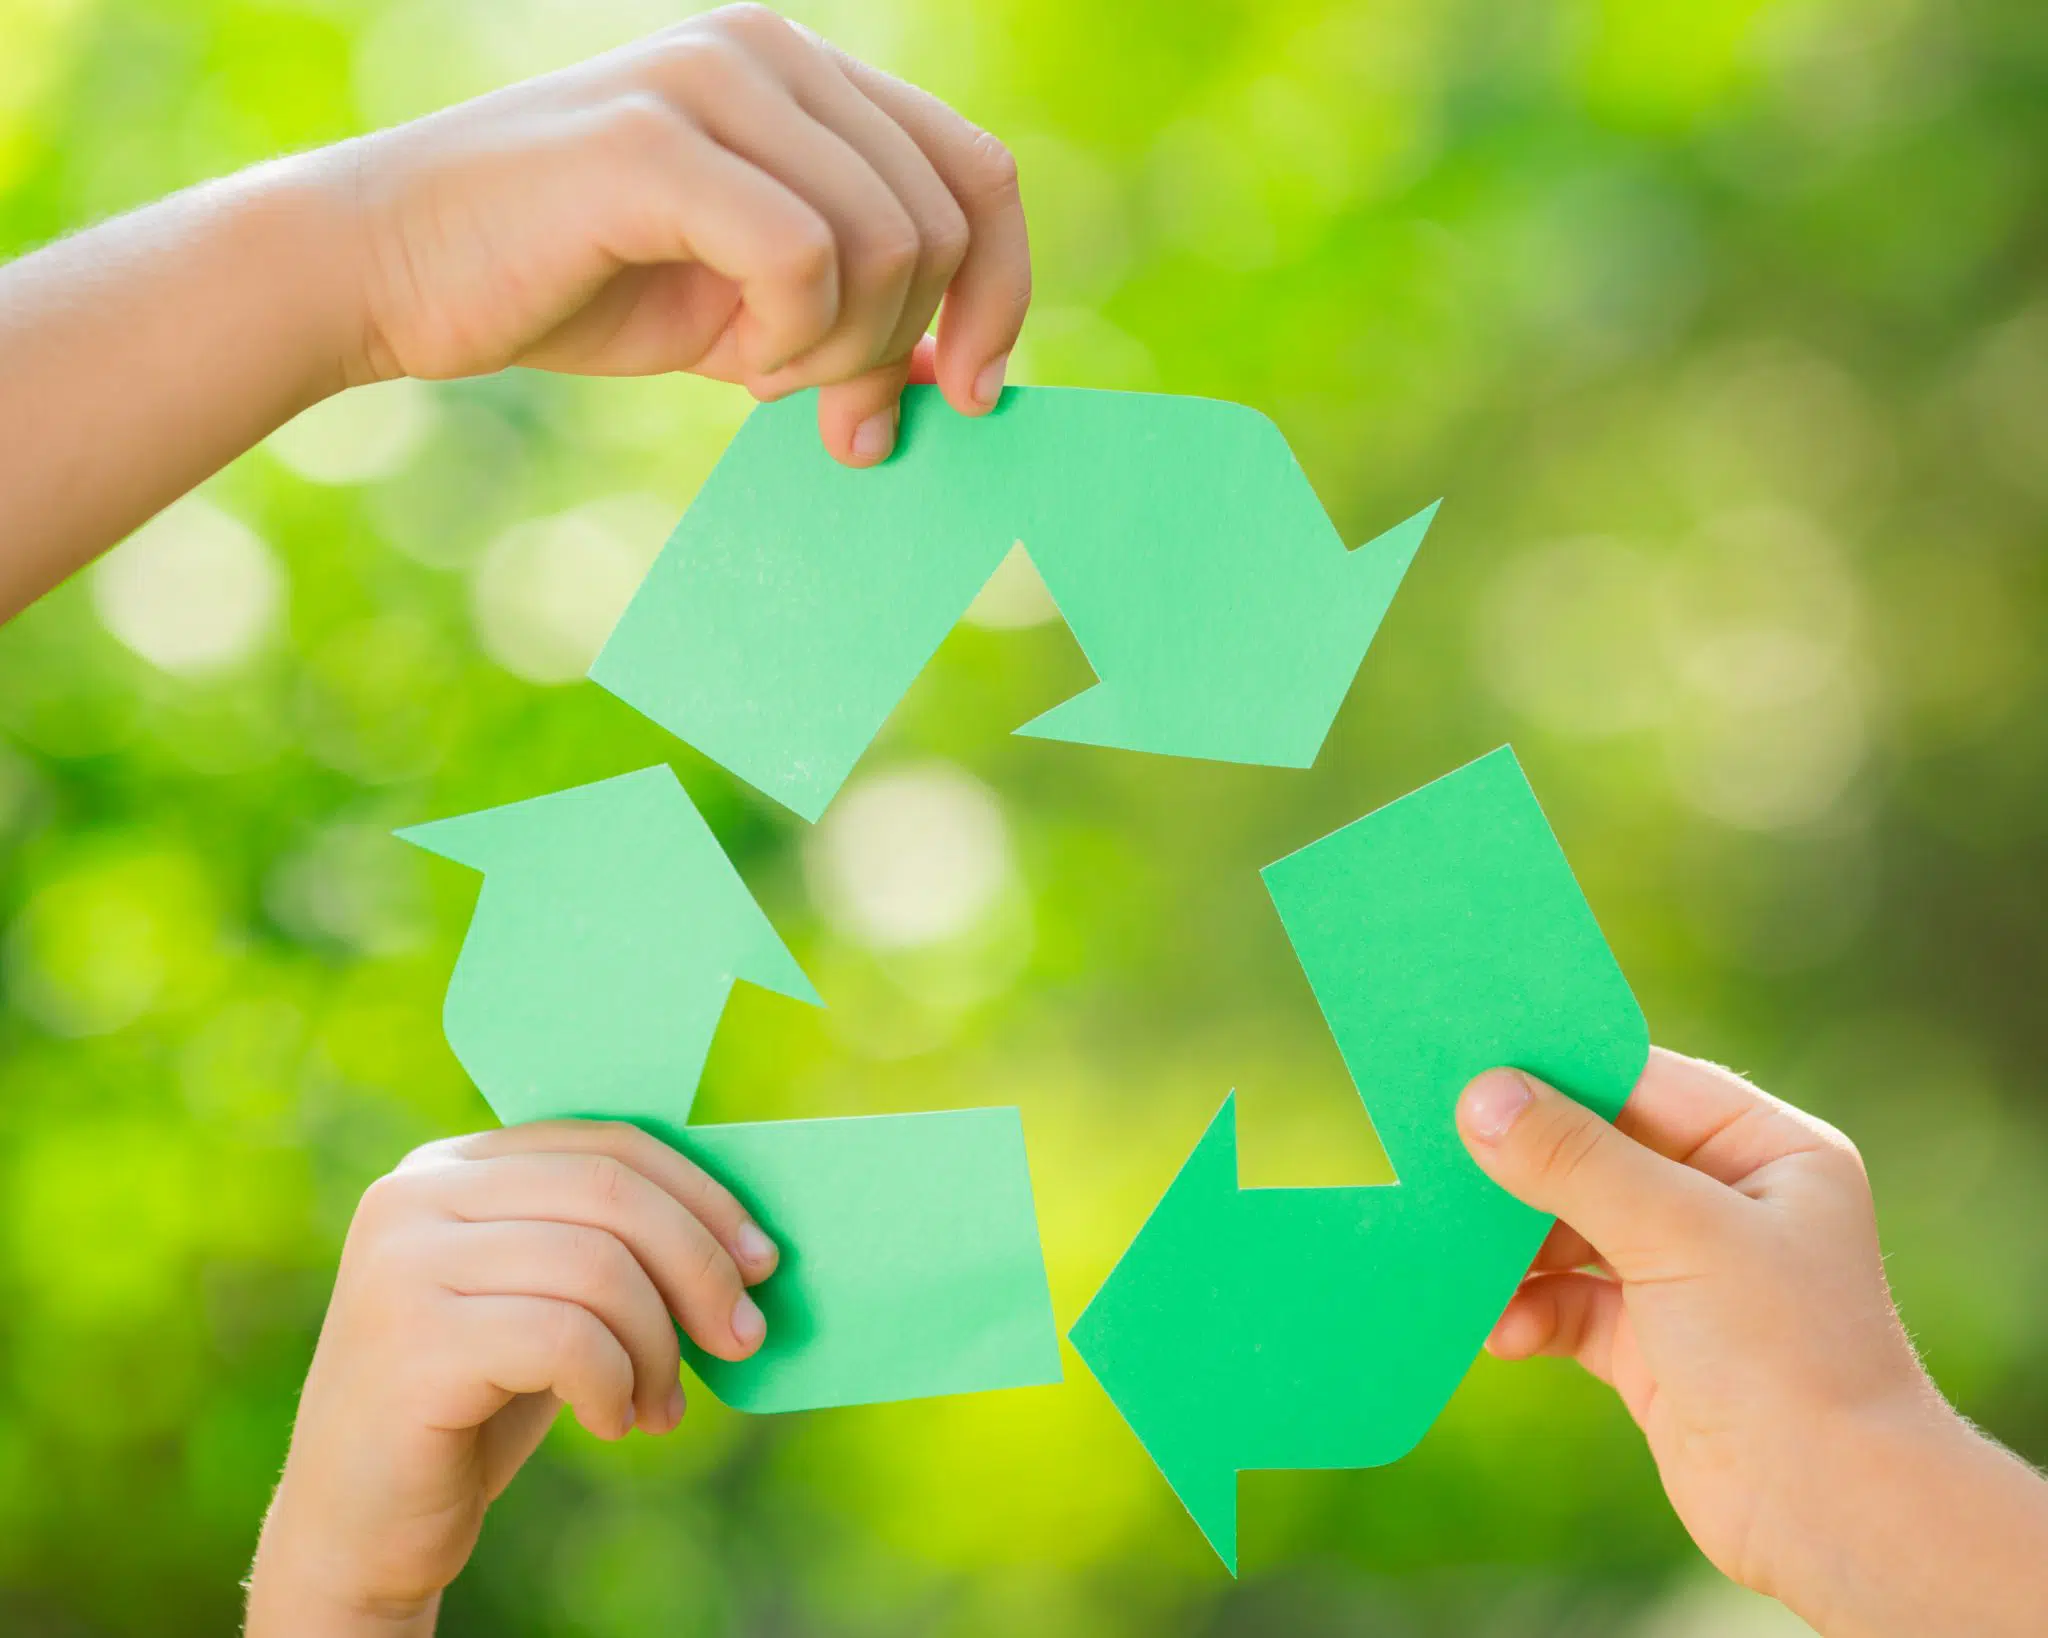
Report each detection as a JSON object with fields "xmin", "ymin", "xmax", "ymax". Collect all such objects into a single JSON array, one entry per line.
[
  {"xmin": 397, "ymin": 766, "xmax": 818, "ymax": 1131},
  {"xmin": 670, "ymin": 1109, "xmax": 1061, "ymax": 1413},
  {"xmin": 1068, "ymin": 747, "xmax": 1649, "ymax": 1571},
  {"xmin": 402, "ymin": 767, "xmax": 1061, "ymax": 1412},
  {"xmin": 589, "ymin": 385, "xmax": 1437, "ymax": 821}
]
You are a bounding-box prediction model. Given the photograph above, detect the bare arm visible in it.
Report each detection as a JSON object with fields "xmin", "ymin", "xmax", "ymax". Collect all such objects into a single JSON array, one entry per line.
[
  {"xmin": 0, "ymin": 5, "xmax": 1029, "ymax": 621},
  {"xmin": 0, "ymin": 160, "xmax": 359, "ymax": 617}
]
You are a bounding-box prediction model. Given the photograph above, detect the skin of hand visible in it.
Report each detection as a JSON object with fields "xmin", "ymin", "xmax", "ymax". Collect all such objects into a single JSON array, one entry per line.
[
  {"xmin": 244, "ymin": 1120, "xmax": 781, "ymax": 1638},
  {"xmin": 0, "ymin": 3, "xmax": 1027, "ymax": 617},
  {"xmin": 1457, "ymin": 1047, "xmax": 2048, "ymax": 1638}
]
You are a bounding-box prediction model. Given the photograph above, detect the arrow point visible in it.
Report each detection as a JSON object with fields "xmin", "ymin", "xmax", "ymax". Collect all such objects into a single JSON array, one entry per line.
[
  {"xmin": 1012, "ymin": 681, "xmax": 1120, "ymax": 753},
  {"xmin": 737, "ymin": 940, "xmax": 824, "ymax": 1008},
  {"xmin": 1073, "ymin": 1093, "xmax": 1248, "ymax": 1570},
  {"xmin": 1349, "ymin": 497, "xmax": 1440, "ymax": 575},
  {"xmin": 395, "ymin": 813, "xmax": 494, "ymax": 872},
  {"xmin": 1183, "ymin": 1467, "xmax": 1242, "ymax": 1577}
]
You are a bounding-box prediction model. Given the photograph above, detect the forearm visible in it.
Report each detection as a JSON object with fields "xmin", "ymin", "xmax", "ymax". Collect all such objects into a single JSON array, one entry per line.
[
  {"xmin": 1777, "ymin": 1399, "xmax": 2048, "ymax": 1638},
  {"xmin": 0, "ymin": 147, "xmax": 370, "ymax": 618},
  {"xmin": 246, "ymin": 1478, "xmax": 440, "ymax": 1638}
]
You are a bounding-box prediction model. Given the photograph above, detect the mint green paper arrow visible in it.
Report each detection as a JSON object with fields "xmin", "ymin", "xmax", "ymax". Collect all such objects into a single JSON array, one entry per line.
[
  {"xmin": 589, "ymin": 385, "xmax": 1435, "ymax": 821},
  {"xmin": 401, "ymin": 767, "xmax": 1062, "ymax": 1413},
  {"xmin": 397, "ymin": 765, "xmax": 818, "ymax": 1130},
  {"xmin": 660, "ymin": 1109, "xmax": 1061, "ymax": 1413},
  {"xmin": 1068, "ymin": 747, "xmax": 1649, "ymax": 1571}
]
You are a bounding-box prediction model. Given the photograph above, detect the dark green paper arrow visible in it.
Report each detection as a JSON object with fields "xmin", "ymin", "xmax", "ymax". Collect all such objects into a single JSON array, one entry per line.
[
  {"xmin": 589, "ymin": 385, "xmax": 1436, "ymax": 821},
  {"xmin": 1069, "ymin": 747, "xmax": 1649, "ymax": 1571}
]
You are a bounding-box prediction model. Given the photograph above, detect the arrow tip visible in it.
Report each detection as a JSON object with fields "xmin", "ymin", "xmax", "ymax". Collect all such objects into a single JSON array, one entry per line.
[
  {"xmin": 1072, "ymin": 1092, "xmax": 1247, "ymax": 1573},
  {"xmin": 395, "ymin": 812, "xmax": 495, "ymax": 872},
  {"xmin": 1349, "ymin": 497, "xmax": 1440, "ymax": 570}
]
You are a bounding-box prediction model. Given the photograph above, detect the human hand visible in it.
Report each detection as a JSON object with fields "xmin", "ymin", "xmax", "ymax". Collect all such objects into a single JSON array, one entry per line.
[
  {"xmin": 245, "ymin": 1120, "xmax": 778, "ymax": 1637},
  {"xmin": 1457, "ymin": 1047, "xmax": 2048, "ymax": 1637},
  {"xmin": 329, "ymin": 3, "xmax": 1027, "ymax": 465}
]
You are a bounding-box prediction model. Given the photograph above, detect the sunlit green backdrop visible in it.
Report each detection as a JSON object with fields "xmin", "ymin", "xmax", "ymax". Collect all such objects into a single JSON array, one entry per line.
[{"xmin": 3, "ymin": 0, "xmax": 2045, "ymax": 1633}]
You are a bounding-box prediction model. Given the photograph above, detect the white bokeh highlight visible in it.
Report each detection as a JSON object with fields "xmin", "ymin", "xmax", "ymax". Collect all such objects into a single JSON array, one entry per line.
[
  {"xmin": 92, "ymin": 496, "xmax": 283, "ymax": 676},
  {"xmin": 805, "ymin": 763, "xmax": 1016, "ymax": 950},
  {"xmin": 1477, "ymin": 508, "xmax": 1871, "ymax": 831},
  {"xmin": 469, "ymin": 494, "xmax": 672, "ymax": 685},
  {"xmin": 267, "ymin": 377, "xmax": 438, "ymax": 485}
]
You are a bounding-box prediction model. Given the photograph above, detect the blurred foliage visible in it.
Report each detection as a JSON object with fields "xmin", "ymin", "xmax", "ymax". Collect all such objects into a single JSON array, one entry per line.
[{"xmin": 2, "ymin": 0, "xmax": 2047, "ymax": 1633}]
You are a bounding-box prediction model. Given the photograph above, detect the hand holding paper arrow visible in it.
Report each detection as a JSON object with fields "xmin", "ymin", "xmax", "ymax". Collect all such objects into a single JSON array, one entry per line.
[
  {"xmin": 401, "ymin": 766, "xmax": 1061, "ymax": 1412},
  {"xmin": 1069, "ymin": 747, "xmax": 1649, "ymax": 1571},
  {"xmin": 590, "ymin": 385, "xmax": 1437, "ymax": 820}
]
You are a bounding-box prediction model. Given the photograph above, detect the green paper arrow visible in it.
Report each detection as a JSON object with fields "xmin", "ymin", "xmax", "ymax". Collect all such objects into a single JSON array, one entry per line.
[
  {"xmin": 398, "ymin": 765, "xmax": 818, "ymax": 1130},
  {"xmin": 589, "ymin": 385, "xmax": 1435, "ymax": 821},
  {"xmin": 1068, "ymin": 747, "xmax": 1649, "ymax": 1571},
  {"xmin": 401, "ymin": 767, "xmax": 1062, "ymax": 1413},
  {"xmin": 652, "ymin": 1109, "xmax": 1061, "ymax": 1413}
]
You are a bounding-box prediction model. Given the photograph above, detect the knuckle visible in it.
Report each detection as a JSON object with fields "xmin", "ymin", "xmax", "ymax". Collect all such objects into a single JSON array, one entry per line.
[
  {"xmin": 926, "ymin": 201, "xmax": 971, "ymax": 273},
  {"xmin": 653, "ymin": 31, "xmax": 743, "ymax": 97},
  {"xmin": 706, "ymin": 3, "xmax": 790, "ymax": 52},
  {"xmin": 566, "ymin": 1225, "xmax": 630, "ymax": 1296},
  {"xmin": 354, "ymin": 1169, "xmax": 424, "ymax": 1230},
  {"xmin": 960, "ymin": 129, "xmax": 1021, "ymax": 203},
  {"xmin": 771, "ymin": 219, "xmax": 838, "ymax": 287},
  {"xmin": 868, "ymin": 222, "xmax": 921, "ymax": 286},
  {"xmin": 600, "ymin": 90, "xmax": 684, "ymax": 164},
  {"xmin": 1816, "ymin": 1127, "xmax": 1868, "ymax": 1183},
  {"xmin": 540, "ymin": 1296, "xmax": 593, "ymax": 1364},
  {"xmin": 1533, "ymin": 1111, "xmax": 1608, "ymax": 1187},
  {"xmin": 581, "ymin": 1153, "xmax": 633, "ymax": 1214}
]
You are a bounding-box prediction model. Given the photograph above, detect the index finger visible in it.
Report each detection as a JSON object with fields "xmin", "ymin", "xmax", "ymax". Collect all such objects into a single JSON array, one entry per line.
[
  {"xmin": 821, "ymin": 48, "xmax": 1029, "ymax": 416},
  {"xmin": 1617, "ymin": 1048, "xmax": 1845, "ymax": 1187},
  {"xmin": 427, "ymin": 1119, "xmax": 779, "ymax": 1283}
]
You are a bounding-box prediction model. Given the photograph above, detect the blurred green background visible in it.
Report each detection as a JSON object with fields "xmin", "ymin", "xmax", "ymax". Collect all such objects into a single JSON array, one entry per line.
[{"xmin": 3, "ymin": 0, "xmax": 2046, "ymax": 1632}]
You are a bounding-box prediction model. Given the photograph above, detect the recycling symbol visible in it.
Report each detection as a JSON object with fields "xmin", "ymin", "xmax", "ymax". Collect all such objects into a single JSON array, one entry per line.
[{"xmin": 403, "ymin": 384, "xmax": 1647, "ymax": 1569}]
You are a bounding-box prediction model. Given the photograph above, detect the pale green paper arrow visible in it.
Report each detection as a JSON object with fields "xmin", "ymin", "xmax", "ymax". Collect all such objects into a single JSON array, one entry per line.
[
  {"xmin": 401, "ymin": 766, "xmax": 1061, "ymax": 1413},
  {"xmin": 1069, "ymin": 747, "xmax": 1649, "ymax": 1571},
  {"xmin": 589, "ymin": 386, "xmax": 1435, "ymax": 821},
  {"xmin": 397, "ymin": 765, "xmax": 818, "ymax": 1130},
  {"xmin": 646, "ymin": 1109, "xmax": 1062, "ymax": 1413}
]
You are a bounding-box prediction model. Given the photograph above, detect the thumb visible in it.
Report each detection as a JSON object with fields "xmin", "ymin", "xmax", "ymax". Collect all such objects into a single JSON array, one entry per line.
[{"xmin": 1456, "ymin": 1067, "xmax": 1725, "ymax": 1281}]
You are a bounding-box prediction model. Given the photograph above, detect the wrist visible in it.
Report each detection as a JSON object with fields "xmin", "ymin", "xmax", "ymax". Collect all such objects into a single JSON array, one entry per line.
[
  {"xmin": 247, "ymin": 1476, "xmax": 440, "ymax": 1638},
  {"xmin": 1763, "ymin": 1392, "xmax": 2048, "ymax": 1638},
  {"xmin": 216, "ymin": 143, "xmax": 387, "ymax": 400}
]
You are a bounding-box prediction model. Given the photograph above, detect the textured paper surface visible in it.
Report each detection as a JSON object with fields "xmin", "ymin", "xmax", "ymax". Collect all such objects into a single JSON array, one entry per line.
[
  {"xmin": 1070, "ymin": 747, "xmax": 1649, "ymax": 1571},
  {"xmin": 591, "ymin": 385, "xmax": 1436, "ymax": 820},
  {"xmin": 402, "ymin": 769, "xmax": 1060, "ymax": 1412}
]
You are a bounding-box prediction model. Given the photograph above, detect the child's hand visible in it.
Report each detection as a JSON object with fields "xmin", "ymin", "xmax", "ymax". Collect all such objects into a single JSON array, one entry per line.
[
  {"xmin": 1458, "ymin": 1048, "xmax": 2048, "ymax": 1637},
  {"xmin": 0, "ymin": 6, "xmax": 1027, "ymax": 612},
  {"xmin": 245, "ymin": 1120, "xmax": 778, "ymax": 1638},
  {"xmin": 335, "ymin": 3, "xmax": 1027, "ymax": 464}
]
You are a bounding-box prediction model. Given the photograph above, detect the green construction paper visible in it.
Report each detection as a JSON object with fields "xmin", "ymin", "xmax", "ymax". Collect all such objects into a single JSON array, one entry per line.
[
  {"xmin": 631, "ymin": 1107, "xmax": 1062, "ymax": 1413},
  {"xmin": 397, "ymin": 766, "xmax": 819, "ymax": 1130},
  {"xmin": 589, "ymin": 385, "xmax": 1436, "ymax": 821},
  {"xmin": 400, "ymin": 768, "xmax": 1061, "ymax": 1414},
  {"xmin": 1068, "ymin": 746, "xmax": 1648, "ymax": 1572}
]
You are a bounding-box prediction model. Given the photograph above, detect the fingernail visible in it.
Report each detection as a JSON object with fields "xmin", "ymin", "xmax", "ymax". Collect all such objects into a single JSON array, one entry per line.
[
  {"xmin": 852, "ymin": 409, "xmax": 895, "ymax": 461},
  {"xmin": 666, "ymin": 1382, "xmax": 687, "ymax": 1426},
  {"xmin": 731, "ymin": 1292, "xmax": 766, "ymax": 1349},
  {"xmin": 973, "ymin": 352, "xmax": 1009, "ymax": 407},
  {"xmin": 1460, "ymin": 1069, "xmax": 1534, "ymax": 1142},
  {"xmin": 737, "ymin": 1221, "xmax": 778, "ymax": 1271}
]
